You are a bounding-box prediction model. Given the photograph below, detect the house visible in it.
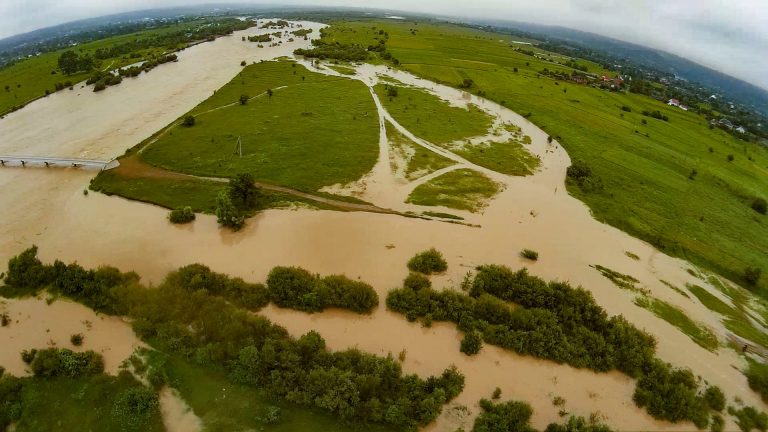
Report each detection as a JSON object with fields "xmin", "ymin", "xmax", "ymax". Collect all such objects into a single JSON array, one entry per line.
[
  {"xmin": 736, "ymin": 126, "xmax": 747, "ymax": 134},
  {"xmin": 667, "ymin": 99, "xmax": 681, "ymax": 107}
]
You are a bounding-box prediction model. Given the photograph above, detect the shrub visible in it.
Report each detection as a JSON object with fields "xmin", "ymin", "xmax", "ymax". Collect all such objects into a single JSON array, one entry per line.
[
  {"xmin": 239, "ymin": 94, "xmax": 249, "ymax": 105},
  {"xmin": 267, "ymin": 266, "xmax": 322, "ymax": 312},
  {"xmin": 703, "ymin": 386, "xmax": 725, "ymax": 412},
  {"xmin": 492, "ymin": 387, "xmax": 502, "ymax": 399},
  {"xmin": 460, "ymin": 331, "xmax": 483, "ymax": 355},
  {"xmin": 30, "ymin": 348, "xmax": 104, "ymax": 377},
  {"xmin": 215, "ymin": 191, "xmax": 244, "ymax": 230},
  {"xmin": 93, "ymin": 81, "xmax": 106, "ymax": 92},
  {"xmin": 404, "ymin": 272, "xmax": 431, "ymax": 291},
  {"xmin": 240, "ymin": 60, "xmax": 246, "ymax": 66},
  {"xmin": 387, "ymin": 86, "xmax": 399, "ymax": 97},
  {"xmin": 21, "ymin": 349, "xmax": 38, "ymax": 364},
  {"xmin": 729, "ymin": 406, "xmax": 768, "ymax": 432},
  {"xmin": 228, "ymin": 173, "xmax": 260, "ymax": 210},
  {"xmin": 407, "ymin": 248, "xmax": 448, "ymax": 274},
  {"xmin": 70, "ymin": 333, "xmax": 84, "ymax": 346},
  {"xmin": 183, "ymin": 115, "xmax": 195, "ymax": 127},
  {"xmin": 168, "ymin": 206, "xmax": 195, "ymax": 224},
  {"xmin": 747, "ymin": 360, "xmax": 768, "ymax": 402},
  {"xmin": 520, "ymin": 249, "xmax": 539, "ymax": 261},
  {"xmin": 710, "ymin": 414, "xmax": 724, "ymax": 432},
  {"xmin": 112, "ymin": 386, "xmax": 159, "ymax": 430},
  {"xmin": 473, "ymin": 399, "xmax": 536, "ymax": 432},
  {"xmin": 632, "ymin": 359, "xmax": 710, "ymax": 428},
  {"xmin": 753, "ymin": 198, "xmax": 767, "ymax": 215},
  {"xmin": 727, "ymin": 154, "xmax": 735, "ymax": 162},
  {"xmin": 166, "ymin": 264, "xmax": 269, "ymax": 311},
  {"xmin": 621, "ymin": 105, "xmax": 631, "ymax": 112},
  {"xmin": 316, "ymin": 274, "xmax": 379, "ymax": 313},
  {"xmin": 566, "ymin": 160, "xmax": 603, "ymax": 192},
  {"xmin": 545, "ymin": 416, "xmax": 615, "ymax": 432},
  {"xmin": 3, "ymin": 246, "xmax": 54, "ymax": 293}
]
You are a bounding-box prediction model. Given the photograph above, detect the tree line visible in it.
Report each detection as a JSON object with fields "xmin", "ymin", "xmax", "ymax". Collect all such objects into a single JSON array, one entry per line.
[{"xmin": 1, "ymin": 247, "xmax": 460, "ymax": 430}]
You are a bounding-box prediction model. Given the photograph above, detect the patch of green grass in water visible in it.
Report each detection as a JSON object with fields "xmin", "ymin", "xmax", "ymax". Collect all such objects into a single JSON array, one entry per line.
[
  {"xmin": 407, "ymin": 168, "xmax": 501, "ymax": 212},
  {"xmin": 634, "ymin": 296, "xmax": 719, "ymax": 351},
  {"xmin": 453, "ymin": 138, "xmax": 540, "ymax": 176},
  {"xmin": 374, "ymin": 83, "xmax": 493, "ymax": 145},
  {"xmin": 141, "ymin": 61, "xmax": 380, "ymax": 192},
  {"xmin": 386, "ymin": 122, "xmax": 455, "ymax": 180},
  {"xmin": 687, "ymin": 283, "xmax": 768, "ymax": 348}
]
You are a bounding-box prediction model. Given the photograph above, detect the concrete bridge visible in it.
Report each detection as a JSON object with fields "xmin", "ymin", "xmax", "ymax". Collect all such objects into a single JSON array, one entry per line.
[{"xmin": 0, "ymin": 156, "xmax": 118, "ymax": 170}]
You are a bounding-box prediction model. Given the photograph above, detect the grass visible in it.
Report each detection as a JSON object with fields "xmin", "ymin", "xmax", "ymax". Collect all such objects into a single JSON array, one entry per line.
[
  {"xmin": 387, "ymin": 122, "xmax": 455, "ymax": 180},
  {"xmin": 91, "ymin": 165, "xmax": 340, "ymax": 213},
  {"xmin": 374, "ymin": 83, "xmax": 493, "ymax": 145},
  {"xmin": 453, "ymin": 138, "xmax": 540, "ymax": 176},
  {"xmin": 634, "ymin": 296, "xmax": 719, "ymax": 351},
  {"xmin": 687, "ymin": 284, "xmax": 768, "ymax": 348},
  {"xmin": 422, "ymin": 211, "xmax": 464, "ymax": 220},
  {"xmin": 659, "ymin": 280, "xmax": 691, "ymax": 299},
  {"xmin": 140, "ymin": 60, "xmax": 379, "ymax": 192},
  {"xmin": 592, "ymin": 264, "xmax": 649, "ymax": 295},
  {"xmin": 162, "ymin": 354, "xmax": 394, "ymax": 432},
  {"xmin": 321, "ymin": 19, "xmax": 768, "ymax": 294},
  {"xmin": 326, "ymin": 64, "xmax": 357, "ymax": 75},
  {"xmin": 10, "ymin": 373, "xmax": 164, "ymax": 432},
  {"xmin": 407, "ymin": 168, "xmax": 501, "ymax": 212}
]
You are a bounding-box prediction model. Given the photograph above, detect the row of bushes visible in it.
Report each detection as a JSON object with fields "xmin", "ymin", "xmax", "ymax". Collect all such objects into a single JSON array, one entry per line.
[
  {"xmin": 387, "ymin": 263, "xmax": 731, "ymax": 428},
  {"xmin": 473, "ymin": 398, "xmax": 614, "ymax": 432},
  {"xmin": 1, "ymin": 247, "xmax": 463, "ymax": 430},
  {"xmin": 267, "ymin": 266, "xmax": 379, "ymax": 313},
  {"xmin": 389, "ymin": 264, "xmax": 656, "ymax": 377},
  {"xmin": 294, "ymin": 41, "xmax": 370, "ymax": 62},
  {"xmin": 24, "ymin": 348, "xmax": 104, "ymax": 378}
]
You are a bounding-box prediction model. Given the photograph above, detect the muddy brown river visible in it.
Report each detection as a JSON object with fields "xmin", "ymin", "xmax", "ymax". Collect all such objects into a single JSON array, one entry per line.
[{"xmin": 0, "ymin": 19, "xmax": 763, "ymax": 431}]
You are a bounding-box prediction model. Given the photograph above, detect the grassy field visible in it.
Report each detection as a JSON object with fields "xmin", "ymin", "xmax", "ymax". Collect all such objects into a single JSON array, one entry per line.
[
  {"xmin": 10, "ymin": 373, "xmax": 164, "ymax": 432},
  {"xmin": 140, "ymin": 61, "xmax": 379, "ymax": 192},
  {"xmin": 454, "ymin": 138, "xmax": 540, "ymax": 176},
  {"xmin": 162, "ymin": 355, "xmax": 394, "ymax": 432},
  {"xmin": 634, "ymin": 296, "xmax": 719, "ymax": 351},
  {"xmin": 318, "ymin": 19, "xmax": 768, "ymax": 293},
  {"xmin": 387, "ymin": 122, "xmax": 455, "ymax": 179},
  {"xmin": 0, "ymin": 22, "xmax": 210, "ymax": 115},
  {"xmin": 374, "ymin": 83, "xmax": 493, "ymax": 145},
  {"xmin": 407, "ymin": 168, "xmax": 501, "ymax": 212}
]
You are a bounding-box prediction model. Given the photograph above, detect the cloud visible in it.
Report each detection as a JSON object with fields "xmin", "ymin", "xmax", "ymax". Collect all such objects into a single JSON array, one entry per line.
[{"xmin": 1, "ymin": 0, "xmax": 766, "ymax": 89}]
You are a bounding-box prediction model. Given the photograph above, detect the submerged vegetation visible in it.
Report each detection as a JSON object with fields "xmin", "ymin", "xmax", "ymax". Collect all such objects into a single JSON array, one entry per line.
[
  {"xmin": 407, "ymin": 248, "xmax": 448, "ymax": 275},
  {"xmin": 407, "ymin": 168, "xmax": 502, "ymax": 212},
  {"xmin": 1, "ymin": 247, "xmax": 463, "ymax": 430},
  {"xmin": 386, "ymin": 263, "xmax": 730, "ymax": 427}
]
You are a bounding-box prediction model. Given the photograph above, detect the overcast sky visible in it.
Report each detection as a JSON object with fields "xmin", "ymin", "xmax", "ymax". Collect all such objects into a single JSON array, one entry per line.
[{"xmin": 2, "ymin": 0, "xmax": 767, "ymax": 89}]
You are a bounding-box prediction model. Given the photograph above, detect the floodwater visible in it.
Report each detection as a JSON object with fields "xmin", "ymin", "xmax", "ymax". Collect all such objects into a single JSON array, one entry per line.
[
  {"xmin": 0, "ymin": 19, "xmax": 763, "ymax": 431},
  {"xmin": 0, "ymin": 296, "xmax": 143, "ymax": 376}
]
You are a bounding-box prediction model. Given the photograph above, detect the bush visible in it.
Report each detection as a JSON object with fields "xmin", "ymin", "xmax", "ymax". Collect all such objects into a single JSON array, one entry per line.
[
  {"xmin": 168, "ymin": 206, "xmax": 195, "ymax": 224},
  {"xmin": 228, "ymin": 173, "xmax": 259, "ymax": 210},
  {"xmin": 473, "ymin": 399, "xmax": 536, "ymax": 432},
  {"xmin": 112, "ymin": 386, "xmax": 159, "ymax": 430},
  {"xmin": 407, "ymin": 248, "xmax": 448, "ymax": 275},
  {"xmin": 460, "ymin": 331, "xmax": 483, "ymax": 355},
  {"xmin": 30, "ymin": 348, "xmax": 104, "ymax": 377},
  {"xmin": 520, "ymin": 249, "xmax": 539, "ymax": 261},
  {"xmin": 753, "ymin": 198, "xmax": 767, "ymax": 215},
  {"xmin": 621, "ymin": 105, "xmax": 632, "ymax": 112},
  {"xmin": 545, "ymin": 416, "xmax": 615, "ymax": 432},
  {"xmin": 70, "ymin": 333, "xmax": 84, "ymax": 346},
  {"xmin": 703, "ymin": 386, "xmax": 725, "ymax": 412},
  {"xmin": 632, "ymin": 359, "xmax": 710, "ymax": 428},
  {"xmin": 747, "ymin": 360, "xmax": 768, "ymax": 402},
  {"xmin": 166, "ymin": 264, "xmax": 269, "ymax": 311},
  {"xmin": 266, "ymin": 267, "xmax": 379, "ymax": 313},
  {"xmin": 21, "ymin": 349, "xmax": 37, "ymax": 364},
  {"xmin": 3, "ymin": 245, "xmax": 54, "ymax": 293},
  {"xmin": 183, "ymin": 115, "xmax": 195, "ymax": 127},
  {"xmin": 729, "ymin": 406, "xmax": 768, "ymax": 432},
  {"xmin": 239, "ymin": 94, "xmax": 249, "ymax": 105},
  {"xmin": 404, "ymin": 272, "xmax": 431, "ymax": 291},
  {"xmin": 567, "ymin": 160, "xmax": 603, "ymax": 192},
  {"xmin": 215, "ymin": 191, "xmax": 244, "ymax": 230},
  {"xmin": 316, "ymin": 275, "xmax": 379, "ymax": 313}
]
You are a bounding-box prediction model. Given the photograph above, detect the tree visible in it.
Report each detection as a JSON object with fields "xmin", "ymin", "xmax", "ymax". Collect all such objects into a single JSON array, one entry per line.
[
  {"xmin": 58, "ymin": 51, "xmax": 79, "ymax": 75},
  {"xmin": 267, "ymin": 88, "xmax": 273, "ymax": 99},
  {"xmin": 460, "ymin": 331, "xmax": 482, "ymax": 355},
  {"xmin": 215, "ymin": 191, "xmax": 244, "ymax": 230},
  {"xmin": 183, "ymin": 115, "xmax": 195, "ymax": 127},
  {"xmin": 228, "ymin": 173, "xmax": 259, "ymax": 209},
  {"xmin": 239, "ymin": 94, "xmax": 249, "ymax": 105},
  {"xmin": 168, "ymin": 207, "xmax": 195, "ymax": 224},
  {"xmin": 407, "ymin": 248, "xmax": 448, "ymax": 274}
]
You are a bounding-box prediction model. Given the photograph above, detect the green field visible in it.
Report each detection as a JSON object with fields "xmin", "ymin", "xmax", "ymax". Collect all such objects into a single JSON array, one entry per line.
[
  {"xmin": 454, "ymin": 138, "xmax": 540, "ymax": 176},
  {"xmin": 140, "ymin": 61, "xmax": 379, "ymax": 192},
  {"xmin": 319, "ymin": 20, "xmax": 768, "ymax": 292},
  {"xmin": 387, "ymin": 122, "xmax": 455, "ymax": 179},
  {"xmin": 374, "ymin": 83, "xmax": 492, "ymax": 145},
  {"xmin": 407, "ymin": 168, "xmax": 501, "ymax": 212}
]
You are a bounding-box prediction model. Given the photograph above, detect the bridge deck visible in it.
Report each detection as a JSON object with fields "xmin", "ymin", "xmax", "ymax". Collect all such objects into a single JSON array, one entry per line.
[{"xmin": 0, "ymin": 156, "xmax": 117, "ymax": 170}]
